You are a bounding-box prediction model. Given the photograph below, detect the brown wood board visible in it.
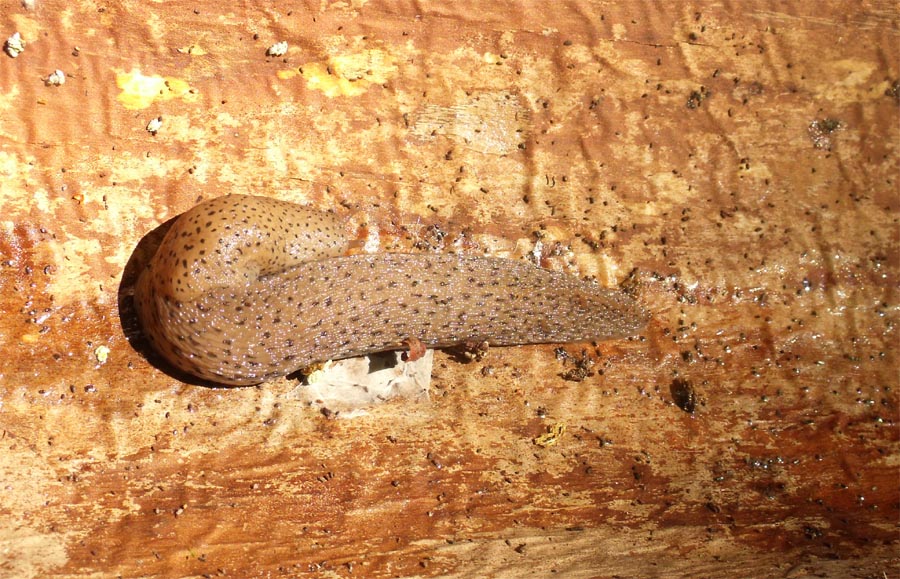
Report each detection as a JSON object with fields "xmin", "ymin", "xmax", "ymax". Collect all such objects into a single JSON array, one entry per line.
[{"xmin": 0, "ymin": 1, "xmax": 897, "ymax": 578}]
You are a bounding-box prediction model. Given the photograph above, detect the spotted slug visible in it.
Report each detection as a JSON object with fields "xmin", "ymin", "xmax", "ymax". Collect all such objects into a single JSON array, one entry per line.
[{"xmin": 134, "ymin": 195, "xmax": 648, "ymax": 386}]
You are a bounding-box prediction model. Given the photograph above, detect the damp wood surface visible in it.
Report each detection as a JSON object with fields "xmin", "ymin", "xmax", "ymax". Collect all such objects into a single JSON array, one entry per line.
[{"xmin": 0, "ymin": 1, "xmax": 897, "ymax": 578}]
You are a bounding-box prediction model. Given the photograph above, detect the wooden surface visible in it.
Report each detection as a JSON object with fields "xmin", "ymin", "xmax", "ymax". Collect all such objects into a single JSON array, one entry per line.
[{"xmin": 0, "ymin": 1, "xmax": 897, "ymax": 577}]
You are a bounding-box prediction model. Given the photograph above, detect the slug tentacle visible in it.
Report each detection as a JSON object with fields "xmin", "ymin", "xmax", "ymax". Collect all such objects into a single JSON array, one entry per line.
[{"xmin": 134, "ymin": 195, "xmax": 648, "ymax": 386}]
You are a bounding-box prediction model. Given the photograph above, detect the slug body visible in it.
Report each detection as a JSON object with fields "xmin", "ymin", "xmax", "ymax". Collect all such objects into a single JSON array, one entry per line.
[{"xmin": 134, "ymin": 195, "xmax": 648, "ymax": 386}]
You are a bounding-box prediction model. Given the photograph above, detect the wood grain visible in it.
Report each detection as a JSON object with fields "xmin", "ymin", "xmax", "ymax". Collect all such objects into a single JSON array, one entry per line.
[{"xmin": 0, "ymin": 1, "xmax": 896, "ymax": 577}]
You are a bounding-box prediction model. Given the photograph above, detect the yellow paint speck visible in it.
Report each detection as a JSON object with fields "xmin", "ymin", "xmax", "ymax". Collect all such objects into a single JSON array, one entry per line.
[
  {"xmin": 534, "ymin": 422, "xmax": 567, "ymax": 447},
  {"xmin": 301, "ymin": 49, "xmax": 396, "ymax": 97},
  {"xmin": 176, "ymin": 44, "xmax": 207, "ymax": 56},
  {"xmin": 20, "ymin": 332, "xmax": 40, "ymax": 344},
  {"xmin": 115, "ymin": 69, "xmax": 199, "ymax": 110},
  {"xmin": 277, "ymin": 69, "xmax": 299, "ymax": 80},
  {"xmin": 94, "ymin": 345, "xmax": 110, "ymax": 364}
]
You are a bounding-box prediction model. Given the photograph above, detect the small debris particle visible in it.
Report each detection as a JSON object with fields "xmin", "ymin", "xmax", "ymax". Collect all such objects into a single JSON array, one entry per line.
[
  {"xmin": 266, "ymin": 41, "xmax": 288, "ymax": 57},
  {"xmin": 686, "ymin": 86, "xmax": 710, "ymax": 109},
  {"xmin": 45, "ymin": 70, "xmax": 66, "ymax": 86},
  {"xmin": 560, "ymin": 350, "xmax": 595, "ymax": 382},
  {"xmin": 176, "ymin": 44, "xmax": 207, "ymax": 56},
  {"xmin": 670, "ymin": 378, "xmax": 696, "ymax": 413},
  {"xmin": 886, "ymin": 79, "xmax": 900, "ymax": 103},
  {"xmin": 146, "ymin": 116, "xmax": 163, "ymax": 135},
  {"xmin": 804, "ymin": 525, "xmax": 824, "ymax": 540},
  {"xmin": 401, "ymin": 337, "xmax": 427, "ymax": 362},
  {"xmin": 427, "ymin": 453, "xmax": 443, "ymax": 470},
  {"xmin": 94, "ymin": 345, "xmax": 110, "ymax": 365},
  {"xmin": 529, "ymin": 239, "xmax": 544, "ymax": 265},
  {"xmin": 413, "ymin": 223, "xmax": 447, "ymax": 251},
  {"xmin": 534, "ymin": 422, "xmax": 566, "ymax": 447},
  {"xmin": 4, "ymin": 32, "xmax": 25, "ymax": 58},
  {"xmin": 303, "ymin": 360, "xmax": 333, "ymax": 383},
  {"xmin": 808, "ymin": 118, "xmax": 842, "ymax": 150},
  {"xmin": 459, "ymin": 340, "xmax": 489, "ymax": 362}
]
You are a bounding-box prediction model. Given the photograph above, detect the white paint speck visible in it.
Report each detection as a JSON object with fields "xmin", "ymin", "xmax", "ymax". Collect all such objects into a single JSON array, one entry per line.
[
  {"xmin": 45, "ymin": 69, "xmax": 65, "ymax": 86},
  {"xmin": 4, "ymin": 32, "xmax": 24, "ymax": 58},
  {"xmin": 266, "ymin": 41, "xmax": 288, "ymax": 57},
  {"xmin": 146, "ymin": 116, "xmax": 163, "ymax": 135}
]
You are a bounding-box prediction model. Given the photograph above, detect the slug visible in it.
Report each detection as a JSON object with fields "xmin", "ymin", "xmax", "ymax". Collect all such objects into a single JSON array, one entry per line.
[{"xmin": 134, "ymin": 195, "xmax": 648, "ymax": 386}]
